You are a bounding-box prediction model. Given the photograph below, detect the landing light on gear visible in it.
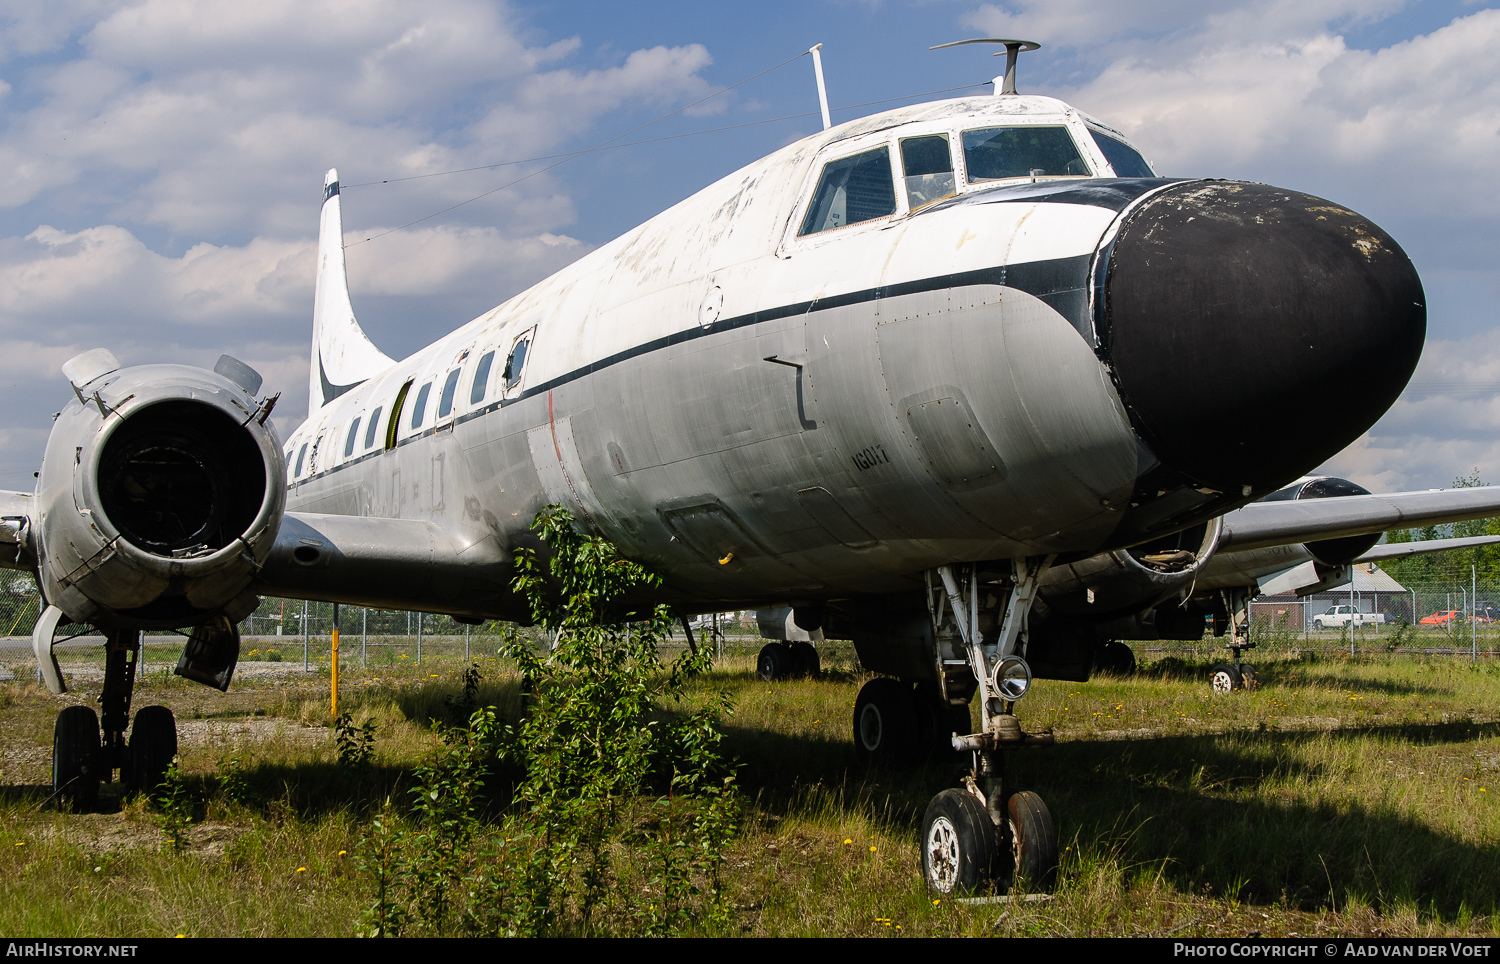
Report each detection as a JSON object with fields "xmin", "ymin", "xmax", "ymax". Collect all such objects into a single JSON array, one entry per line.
[{"xmin": 992, "ymin": 655, "xmax": 1031, "ymax": 701}]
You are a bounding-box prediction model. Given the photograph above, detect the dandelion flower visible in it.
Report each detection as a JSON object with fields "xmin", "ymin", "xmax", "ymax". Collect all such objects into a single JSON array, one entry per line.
[
  {"xmin": 296, "ymin": 867, "xmax": 307, "ymax": 873},
  {"xmin": 843, "ymin": 839, "xmax": 852, "ymax": 845},
  {"xmin": 869, "ymin": 846, "xmax": 877, "ymax": 852}
]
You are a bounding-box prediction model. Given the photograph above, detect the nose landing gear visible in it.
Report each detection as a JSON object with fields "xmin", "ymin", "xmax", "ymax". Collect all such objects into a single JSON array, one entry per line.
[{"xmin": 913, "ymin": 560, "xmax": 1061, "ymax": 896}]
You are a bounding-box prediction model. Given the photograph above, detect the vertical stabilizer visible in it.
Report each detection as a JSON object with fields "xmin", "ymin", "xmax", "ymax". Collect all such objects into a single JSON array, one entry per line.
[{"xmin": 310, "ymin": 168, "xmax": 395, "ymax": 411}]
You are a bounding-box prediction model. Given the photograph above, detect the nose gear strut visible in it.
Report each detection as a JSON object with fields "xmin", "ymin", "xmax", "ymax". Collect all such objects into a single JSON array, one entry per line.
[{"xmin": 918, "ymin": 558, "xmax": 1059, "ymax": 895}]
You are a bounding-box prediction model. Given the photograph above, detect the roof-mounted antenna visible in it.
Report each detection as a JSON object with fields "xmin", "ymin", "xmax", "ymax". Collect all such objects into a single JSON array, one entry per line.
[
  {"xmin": 809, "ymin": 43, "xmax": 831, "ymax": 130},
  {"xmin": 929, "ymin": 38, "xmax": 1042, "ymax": 96}
]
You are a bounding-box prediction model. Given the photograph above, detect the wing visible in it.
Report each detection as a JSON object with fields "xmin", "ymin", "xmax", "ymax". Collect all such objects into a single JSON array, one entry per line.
[
  {"xmin": 1218, "ymin": 487, "xmax": 1500, "ymax": 553},
  {"xmin": 251, "ymin": 511, "xmax": 521, "ymax": 621}
]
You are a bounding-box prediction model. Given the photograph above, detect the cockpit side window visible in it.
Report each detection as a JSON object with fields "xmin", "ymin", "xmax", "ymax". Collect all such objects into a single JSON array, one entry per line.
[
  {"xmin": 900, "ymin": 135, "xmax": 955, "ymax": 209},
  {"xmin": 410, "ymin": 381, "xmax": 433, "ymax": 430},
  {"xmin": 1088, "ymin": 129, "xmax": 1155, "ymax": 177},
  {"xmin": 798, "ymin": 146, "xmax": 896, "ymax": 236},
  {"xmin": 962, "ymin": 126, "xmax": 1090, "ymax": 182}
]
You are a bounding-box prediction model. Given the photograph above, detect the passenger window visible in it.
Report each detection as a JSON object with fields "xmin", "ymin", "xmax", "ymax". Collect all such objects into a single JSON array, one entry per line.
[
  {"xmin": 438, "ymin": 368, "xmax": 462, "ymax": 418},
  {"xmin": 295, "ymin": 443, "xmax": 308, "ymax": 477},
  {"xmin": 798, "ymin": 146, "xmax": 896, "ymax": 236},
  {"xmin": 410, "ymin": 382, "xmax": 432, "ymax": 430},
  {"xmin": 1089, "ymin": 130, "xmax": 1155, "ymax": 177},
  {"xmin": 470, "ymin": 351, "xmax": 495, "ymax": 405},
  {"xmin": 344, "ymin": 417, "xmax": 362, "ymax": 458},
  {"xmin": 900, "ymin": 135, "xmax": 955, "ymax": 208},
  {"xmin": 962, "ymin": 126, "xmax": 1091, "ymax": 182},
  {"xmin": 364, "ymin": 406, "xmax": 382, "ymax": 449},
  {"xmin": 503, "ymin": 338, "xmax": 529, "ymax": 390}
]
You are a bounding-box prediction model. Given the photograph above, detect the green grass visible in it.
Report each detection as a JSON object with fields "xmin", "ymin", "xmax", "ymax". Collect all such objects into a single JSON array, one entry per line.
[{"xmin": 1, "ymin": 649, "xmax": 1498, "ymax": 936}]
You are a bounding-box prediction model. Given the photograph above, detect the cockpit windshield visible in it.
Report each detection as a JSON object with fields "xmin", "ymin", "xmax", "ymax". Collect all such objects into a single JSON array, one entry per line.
[
  {"xmin": 962, "ymin": 126, "xmax": 1090, "ymax": 182},
  {"xmin": 900, "ymin": 135, "xmax": 955, "ymax": 208}
]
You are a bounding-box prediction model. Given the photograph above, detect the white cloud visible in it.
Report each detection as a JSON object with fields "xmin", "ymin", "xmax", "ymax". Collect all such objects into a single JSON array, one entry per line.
[{"xmin": 0, "ymin": 1, "xmax": 716, "ymax": 239}]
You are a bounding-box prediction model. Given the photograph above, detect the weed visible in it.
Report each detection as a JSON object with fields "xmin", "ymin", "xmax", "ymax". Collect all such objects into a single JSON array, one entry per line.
[
  {"xmin": 334, "ymin": 712, "xmax": 377, "ymax": 773},
  {"xmin": 153, "ymin": 757, "xmax": 194, "ymax": 852},
  {"xmin": 353, "ymin": 506, "xmax": 738, "ymax": 936},
  {"xmin": 216, "ymin": 755, "xmax": 258, "ymax": 807}
]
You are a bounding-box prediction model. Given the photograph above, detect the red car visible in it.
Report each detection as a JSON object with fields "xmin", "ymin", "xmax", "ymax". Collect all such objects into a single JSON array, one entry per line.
[{"xmin": 1420, "ymin": 610, "xmax": 1463, "ymax": 626}]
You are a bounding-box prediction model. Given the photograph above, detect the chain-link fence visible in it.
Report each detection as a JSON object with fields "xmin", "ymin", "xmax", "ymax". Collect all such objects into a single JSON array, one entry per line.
[{"xmin": 6, "ymin": 570, "xmax": 1498, "ymax": 670}]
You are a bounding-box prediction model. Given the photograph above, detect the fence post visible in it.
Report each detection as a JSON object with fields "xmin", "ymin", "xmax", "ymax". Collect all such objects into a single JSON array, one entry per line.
[
  {"xmin": 416, "ymin": 611, "xmax": 423, "ymax": 665},
  {"xmin": 362, "ymin": 607, "xmax": 367, "ymax": 668},
  {"xmin": 302, "ymin": 598, "xmax": 309, "ymax": 671}
]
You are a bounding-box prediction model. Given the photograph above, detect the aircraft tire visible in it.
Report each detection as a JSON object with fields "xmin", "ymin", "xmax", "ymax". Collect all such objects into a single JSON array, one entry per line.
[
  {"xmin": 756, "ymin": 643, "xmax": 792, "ymax": 682},
  {"xmin": 788, "ymin": 641, "xmax": 820, "ymax": 678},
  {"xmin": 1000, "ymin": 790, "xmax": 1058, "ymax": 893},
  {"xmin": 921, "ymin": 788, "xmax": 996, "ymax": 896},
  {"xmin": 1238, "ymin": 664, "xmax": 1259, "ymax": 691},
  {"xmin": 53, "ymin": 706, "xmax": 101, "ymax": 813},
  {"xmin": 853, "ymin": 678, "xmax": 916, "ymax": 764},
  {"xmin": 1096, "ymin": 641, "xmax": 1137, "ymax": 676},
  {"xmin": 124, "ymin": 705, "xmax": 178, "ymax": 795},
  {"xmin": 1208, "ymin": 663, "xmax": 1243, "ymax": 694}
]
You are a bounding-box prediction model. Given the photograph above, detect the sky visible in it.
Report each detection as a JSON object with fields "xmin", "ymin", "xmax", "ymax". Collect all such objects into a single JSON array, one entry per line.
[{"xmin": 0, "ymin": 0, "xmax": 1497, "ymax": 494}]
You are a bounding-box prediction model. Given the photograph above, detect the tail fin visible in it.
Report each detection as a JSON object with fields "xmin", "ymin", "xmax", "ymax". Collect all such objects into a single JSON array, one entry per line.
[{"xmin": 310, "ymin": 168, "xmax": 395, "ymax": 412}]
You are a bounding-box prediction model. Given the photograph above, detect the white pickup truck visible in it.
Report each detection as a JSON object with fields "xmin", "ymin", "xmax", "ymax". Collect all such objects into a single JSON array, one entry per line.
[{"xmin": 1312, "ymin": 605, "xmax": 1389, "ymax": 630}]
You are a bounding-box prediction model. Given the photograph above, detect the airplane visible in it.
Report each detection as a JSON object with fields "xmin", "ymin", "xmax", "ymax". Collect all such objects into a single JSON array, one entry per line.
[{"xmin": 5, "ymin": 38, "xmax": 1500, "ymax": 897}]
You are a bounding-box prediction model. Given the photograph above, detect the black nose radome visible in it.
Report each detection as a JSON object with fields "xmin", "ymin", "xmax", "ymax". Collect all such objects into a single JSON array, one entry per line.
[{"xmin": 1099, "ymin": 181, "xmax": 1425, "ymax": 491}]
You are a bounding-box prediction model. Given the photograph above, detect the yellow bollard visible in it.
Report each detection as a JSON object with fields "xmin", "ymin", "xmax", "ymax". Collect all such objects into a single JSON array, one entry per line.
[{"xmin": 331, "ymin": 625, "xmax": 340, "ymax": 717}]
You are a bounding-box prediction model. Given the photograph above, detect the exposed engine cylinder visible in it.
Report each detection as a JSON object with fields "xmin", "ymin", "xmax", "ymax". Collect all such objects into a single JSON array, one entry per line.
[
  {"xmin": 1039, "ymin": 517, "xmax": 1222, "ymax": 619},
  {"xmin": 34, "ymin": 355, "xmax": 286, "ymax": 628}
]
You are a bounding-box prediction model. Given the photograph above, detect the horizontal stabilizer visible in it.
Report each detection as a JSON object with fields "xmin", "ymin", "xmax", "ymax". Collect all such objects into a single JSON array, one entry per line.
[
  {"xmin": 1219, "ymin": 487, "xmax": 1500, "ymax": 553},
  {"xmin": 0, "ymin": 489, "xmax": 36, "ymax": 572},
  {"xmin": 1355, "ymin": 533, "xmax": 1500, "ymax": 563}
]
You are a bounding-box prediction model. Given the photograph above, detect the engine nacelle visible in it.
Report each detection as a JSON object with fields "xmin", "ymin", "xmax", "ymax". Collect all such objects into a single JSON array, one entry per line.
[
  {"xmin": 33, "ymin": 351, "xmax": 285, "ymax": 629},
  {"xmin": 1039, "ymin": 517, "xmax": 1222, "ymax": 619},
  {"xmin": 1260, "ymin": 475, "xmax": 1379, "ymax": 565}
]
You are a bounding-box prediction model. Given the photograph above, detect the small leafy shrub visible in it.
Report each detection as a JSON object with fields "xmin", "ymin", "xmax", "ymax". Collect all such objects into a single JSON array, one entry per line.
[
  {"xmin": 216, "ymin": 754, "xmax": 259, "ymax": 806},
  {"xmin": 154, "ymin": 757, "xmax": 194, "ymax": 852},
  {"xmin": 356, "ymin": 505, "xmax": 738, "ymax": 936},
  {"xmin": 335, "ymin": 712, "xmax": 378, "ymax": 773}
]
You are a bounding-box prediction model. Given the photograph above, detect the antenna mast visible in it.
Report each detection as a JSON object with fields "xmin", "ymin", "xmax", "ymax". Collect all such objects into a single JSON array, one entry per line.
[
  {"xmin": 929, "ymin": 38, "xmax": 1042, "ymax": 95},
  {"xmin": 809, "ymin": 44, "xmax": 831, "ymax": 130}
]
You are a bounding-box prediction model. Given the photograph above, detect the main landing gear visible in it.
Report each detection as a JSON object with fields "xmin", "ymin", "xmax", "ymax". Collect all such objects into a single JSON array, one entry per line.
[
  {"xmin": 872, "ymin": 560, "xmax": 1061, "ymax": 896},
  {"xmin": 35, "ymin": 608, "xmax": 179, "ymax": 811},
  {"xmin": 1209, "ymin": 588, "xmax": 1258, "ymax": 693},
  {"xmin": 756, "ymin": 641, "xmax": 821, "ymax": 681}
]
